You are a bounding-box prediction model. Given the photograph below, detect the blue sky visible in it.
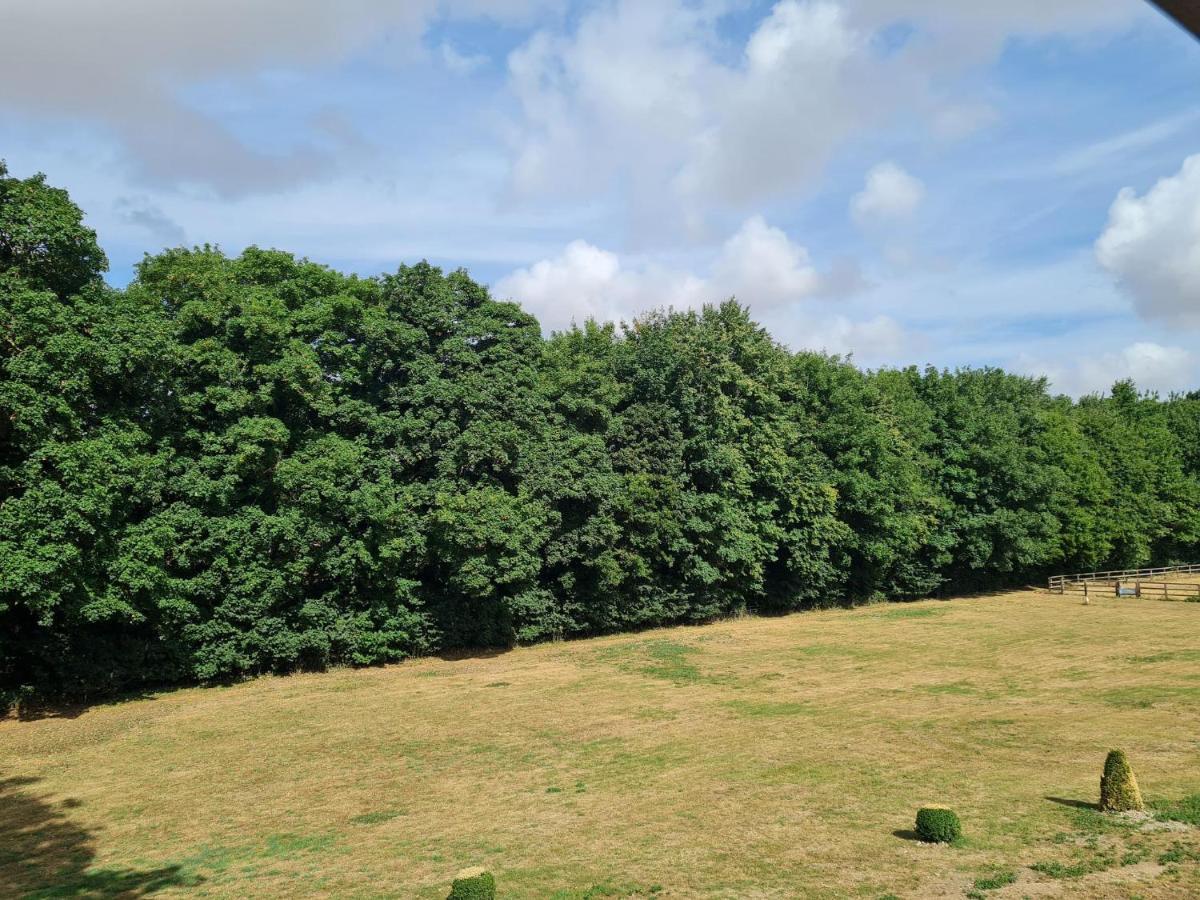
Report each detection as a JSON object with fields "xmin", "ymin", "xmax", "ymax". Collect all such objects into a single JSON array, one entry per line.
[{"xmin": 2, "ymin": 0, "xmax": 1198, "ymax": 395}]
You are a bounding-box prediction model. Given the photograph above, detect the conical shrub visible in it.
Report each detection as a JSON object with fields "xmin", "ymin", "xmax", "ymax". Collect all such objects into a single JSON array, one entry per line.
[{"xmin": 1099, "ymin": 749, "xmax": 1144, "ymax": 812}]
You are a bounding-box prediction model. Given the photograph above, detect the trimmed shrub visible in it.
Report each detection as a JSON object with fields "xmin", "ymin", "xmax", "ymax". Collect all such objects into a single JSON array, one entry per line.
[
  {"xmin": 915, "ymin": 806, "xmax": 962, "ymax": 843},
  {"xmin": 1099, "ymin": 749, "xmax": 1144, "ymax": 812},
  {"xmin": 447, "ymin": 869, "xmax": 496, "ymax": 900}
]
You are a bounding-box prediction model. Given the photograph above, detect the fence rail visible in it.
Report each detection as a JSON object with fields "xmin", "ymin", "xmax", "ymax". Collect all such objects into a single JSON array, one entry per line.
[
  {"xmin": 1048, "ymin": 563, "xmax": 1200, "ymax": 602},
  {"xmin": 1048, "ymin": 563, "xmax": 1200, "ymax": 590}
]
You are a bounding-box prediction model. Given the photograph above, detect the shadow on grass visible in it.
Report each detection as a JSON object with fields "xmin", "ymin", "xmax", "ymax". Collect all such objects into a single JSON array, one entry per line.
[
  {"xmin": 10, "ymin": 687, "xmax": 162, "ymax": 723},
  {"xmin": 892, "ymin": 829, "xmax": 923, "ymax": 842},
  {"xmin": 0, "ymin": 776, "xmax": 199, "ymax": 897},
  {"xmin": 1045, "ymin": 796, "xmax": 1099, "ymax": 810},
  {"xmin": 434, "ymin": 646, "xmax": 513, "ymax": 662}
]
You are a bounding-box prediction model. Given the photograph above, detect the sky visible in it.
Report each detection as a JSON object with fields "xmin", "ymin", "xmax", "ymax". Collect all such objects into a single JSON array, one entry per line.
[{"xmin": 2, "ymin": 0, "xmax": 1198, "ymax": 396}]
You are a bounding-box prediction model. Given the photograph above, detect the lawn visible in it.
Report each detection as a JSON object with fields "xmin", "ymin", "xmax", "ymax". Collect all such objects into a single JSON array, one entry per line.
[{"xmin": 2, "ymin": 589, "xmax": 1199, "ymax": 898}]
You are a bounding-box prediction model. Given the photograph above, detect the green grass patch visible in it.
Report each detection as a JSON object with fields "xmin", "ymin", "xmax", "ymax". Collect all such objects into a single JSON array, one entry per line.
[
  {"xmin": 349, "ymin": 811, "xmax": 402, "ymax": 826},
  {"xmin": 1126, "ymin": 649, "xmax": 1200, "ymax": 664},
  {"xmin": 869, "ymin": 605, "xmax": 946, "ymax": 620},
  {"xmin": 1100, "ymin": 685, "xmax": 1200, "ymax": 709},
  {"xmin": 172, "ymin": 832, "xmax": 337, "ymax": 881},
  {"xmin": 1030, "ymin": 858, "xmax": 1107, "ymax": 880},
  {"xmin": 1157, "ymin": 841, "xmax": 1200, "ymax": 865},
  {"xmin": 1152, "ymin": 794, "xmax": 1200, "ymax": 826},
  {"xmin": 922, "ymin": 680, "xmax": 977, "ymax": 696},
  {"xmin": 722, "ymin": 699, "xmax": 810, "ymax": 718},
  {"xmin": 972, "ymin": 870, "xmax": 1017, "ymax": 890},
  {"xmin": 793, "ymin": 644, "xmax": 860, "ymax": 657},
  {"xmin": 595, "ymin": 640, "xmax": 711, "ymax": 684}
]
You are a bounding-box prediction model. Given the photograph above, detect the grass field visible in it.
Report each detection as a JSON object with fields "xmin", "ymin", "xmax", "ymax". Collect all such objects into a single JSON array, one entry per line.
[{"xmin": 3, "ymin": 588, "xmax": 1200, "ymax": 899}]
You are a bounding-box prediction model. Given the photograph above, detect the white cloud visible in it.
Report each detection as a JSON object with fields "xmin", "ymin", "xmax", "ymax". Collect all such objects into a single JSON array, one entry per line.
[
  {"xmin": 846, "ymin": 0, "xmax": 1136, "ymax": 71},
  {"xmin": 675, "ymin": 1, "xmax": 879, "ymax": 208},
  {"xmin": 504, "ymin": 0, "xmax": 892, "ymax": 223},
  {"xmin": 1095, "ymin": 154, "xmax": 1200, "ymax": 328},
  {"xmin": 504, "ymin": 0, "xmax": 717, "ymax": 210},
  {"xmin": 493, "ymin": 216, "xmax": 898, "ymax": 356},
  {"xmin": 495, "ymin": 216, "xmax": 826, "ymax": 330},
  {"xmin": 1016, "ymin": 342, "xmax": 1197, "ymax": 397},
  {"xmin": 0, "ymin": 0, "xmax": 547, "ymax": 194},
  {"xmin": 850, "ymin": 162, "xmax": 924, "ymax": 227},
  {"xmin": 794, "ymin": 313, "xmax": 911, "ymax": 359},
  {"xmin": 492, "ymin": 239, "xmax": 708, "ymax": 331},
  {"xmin": 501, "ymin": 0, "xmax": 1143, "ymax": 228},
  {"xmin": 930, "ymin": 102, "xmax": 999, "ymax": 140},
  {"xmin": 710, "ymin": 216, "xmax": 822, "ymax": 307},
  {"xmin": 440, "ymin": 42, "xmax": 489, "ymax": 75}
]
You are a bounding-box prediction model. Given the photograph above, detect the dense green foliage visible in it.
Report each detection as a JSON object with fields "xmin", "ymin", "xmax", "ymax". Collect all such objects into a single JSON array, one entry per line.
[
  {"xmin": 1099, "ymin": 750, "xmax": 1144, "ymax": 812},
  {"xmin": 915, "ymin": 807, "xmax": 962, "ymax": 844},
  {"xmin": 2, "ymin": 167, "xmax": 1199, "ymax": 706},
  {"xmin": 447, "ymin": 870, "xmax": 495, "ymax": 900}
]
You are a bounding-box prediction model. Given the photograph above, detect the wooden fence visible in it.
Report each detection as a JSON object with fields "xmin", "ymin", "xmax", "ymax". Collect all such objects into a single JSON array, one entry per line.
[{"xmin": 1048, "ymin": 563, "xmax": 1200, "ymax": 602}]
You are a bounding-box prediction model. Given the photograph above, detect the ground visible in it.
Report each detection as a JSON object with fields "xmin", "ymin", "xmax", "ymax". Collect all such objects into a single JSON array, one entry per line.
[{"xmin": 2, "ymin": 588, "xmax": 1199, "ymax": 899}]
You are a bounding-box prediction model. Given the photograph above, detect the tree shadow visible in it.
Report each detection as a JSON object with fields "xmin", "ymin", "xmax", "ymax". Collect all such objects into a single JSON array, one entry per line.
[
  {"xmin": 1045, "ymin": 795, "xmax": 1098, "ymax": 810},
  {"xmin": 434, "ymin": 646, "xmax": 513, "ymax": 662},
  {"xmin": 12, "ymin": 688, "xmax": 161, "ymax": 723},
  {"xmin": 0, "ymin": 776, "xmax": 200, "ymax": 897},
  {"xmin": 892, "ymin": 828, "xmax": 924, "ymax": 842}
]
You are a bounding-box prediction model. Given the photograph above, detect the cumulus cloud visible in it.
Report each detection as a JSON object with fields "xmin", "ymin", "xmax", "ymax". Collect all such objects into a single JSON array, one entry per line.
[
  {"xmin": 495, "ymin": 216, "xmax": 818, "ymax": 329},
  {"xmin": 491, "ymin": 239, "xmax": 707, "ymax": 330},
  {"xmin": 504, "ymin": 0, "xmax": 717, "ymax": 207},
  {"xmin": 505, "ymin": 0, "xmax": 889, "ymax": 220},
  {"xmin": 493, "ymin": 215, "xmax": 897, "ymax": 357},
  {"xmin": 1095, "ymin": 154, "xmax": 1200, "ymax": 328},
  {"xmin": 850, "ymin": 162, "xmax": 924, "ymax": 227},
  {"xmin": 0, "ymin": 0, "xmax": 1143, "ymax": 208},
  {"xmin": 675, "ymin": 1, "xmax": 880, "ymax": 207},
  {"xmin": 1017, "ymin": 342, "xmax": 1197, "ymax": 397},
  {"xmin": 709, "ymin": 216, "xmax": 822, "ymax": 306},
  {"xmin": 0, "ymin": 0, "xmax": 546, "ymax": 194},
  {"xmin": 501, "ymin": 0, "xmax": 1140, "ymax": 225}
]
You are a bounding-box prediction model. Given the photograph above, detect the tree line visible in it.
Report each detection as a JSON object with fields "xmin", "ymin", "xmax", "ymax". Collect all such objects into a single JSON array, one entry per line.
[{"xmin": 3, "ymin": 164, "xmax": 1198, "ymax": 707}]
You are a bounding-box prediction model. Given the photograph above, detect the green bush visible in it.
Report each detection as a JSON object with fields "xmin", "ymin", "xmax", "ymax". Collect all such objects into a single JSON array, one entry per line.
[
  {"xmin": 914, "ymin": 806, "xmax": 962, "ymax": 843},
  {"xmin": 447, "ymin": 869, "xmax": 495, "ymax": 900},
  {"xmin": 1099, "ymin": 749, "xmax": 1144, "ymax": 812}
]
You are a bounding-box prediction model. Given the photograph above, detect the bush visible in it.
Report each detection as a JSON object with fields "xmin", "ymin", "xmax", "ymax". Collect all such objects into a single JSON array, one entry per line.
[
  {"xmin": 1099, "ymin": 749, "xmax": 1144, "ymax": 812},
  {"xmin": 447, "ymin": 869, "xmax": 496, "ymax": 900},
  {"xmin": 915, "ymin": 806, "xmax": 962, "ymax": 843}
]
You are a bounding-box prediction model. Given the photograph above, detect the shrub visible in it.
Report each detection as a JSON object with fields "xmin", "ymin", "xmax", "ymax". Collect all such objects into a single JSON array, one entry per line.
[
  {"xmin": 448, "ymin": 869, "xmax": 495, "ymax": 900},
  {"xmin": 914, "ymin": 806, "xmax": 962, "ymax": 843},
  {"xmin": 1099, "ymin": 749, "xmax": 1144, "ymax": 812}
]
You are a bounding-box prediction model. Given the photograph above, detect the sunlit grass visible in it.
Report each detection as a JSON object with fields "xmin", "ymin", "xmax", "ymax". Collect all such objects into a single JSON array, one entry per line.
[{"xmin": 2, "ymin": 588, "xmax": 1199, "ymax": 897}]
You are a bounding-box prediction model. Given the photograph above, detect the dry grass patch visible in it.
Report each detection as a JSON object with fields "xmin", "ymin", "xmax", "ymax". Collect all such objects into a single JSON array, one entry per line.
[{"xmin": 3, "ymin": 588, "xmax": 1200, "ymax": 898}]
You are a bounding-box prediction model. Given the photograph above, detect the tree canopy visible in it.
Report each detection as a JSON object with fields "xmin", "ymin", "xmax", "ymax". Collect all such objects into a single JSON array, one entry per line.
[{"xmin": 3, "ymin": 166, "xmax": 1198, "ymax": 706}]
